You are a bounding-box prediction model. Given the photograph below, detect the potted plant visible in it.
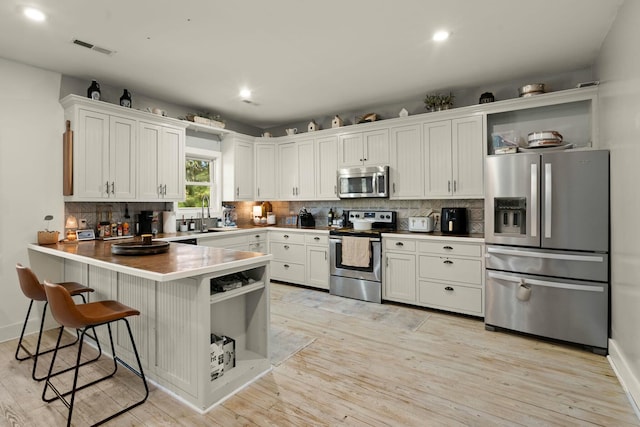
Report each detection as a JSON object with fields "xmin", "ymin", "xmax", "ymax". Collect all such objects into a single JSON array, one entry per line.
[
  {"xmin": 424, "ymin": 94, "xmax": 440, "ymax": 112},
  {"xmin": 439, "ymin": 92, "xmax": 455, "ymax": 110}
]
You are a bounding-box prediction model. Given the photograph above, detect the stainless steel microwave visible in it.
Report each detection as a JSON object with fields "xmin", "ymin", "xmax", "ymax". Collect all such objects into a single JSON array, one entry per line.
[{"xmin": 337, "ymin": 166, "xmax": 389, "ymax": 198}]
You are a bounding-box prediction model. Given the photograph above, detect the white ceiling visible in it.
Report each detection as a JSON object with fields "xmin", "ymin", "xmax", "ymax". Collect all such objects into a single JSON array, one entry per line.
[{"xmin": 0, "ymin": 0, "xmax": 622, "ymax": 128}]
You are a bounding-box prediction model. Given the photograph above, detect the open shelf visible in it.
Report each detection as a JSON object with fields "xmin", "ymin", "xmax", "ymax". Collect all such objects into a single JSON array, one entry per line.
[{"xmin": 210, "ymin": 281, "xmax": 265, "ymax": 304}]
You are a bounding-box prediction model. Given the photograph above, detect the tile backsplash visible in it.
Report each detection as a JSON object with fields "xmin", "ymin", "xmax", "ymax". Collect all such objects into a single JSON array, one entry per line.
[{"xmin": 227, "ymin": 199, "xmax": 484, "ymax": 233}]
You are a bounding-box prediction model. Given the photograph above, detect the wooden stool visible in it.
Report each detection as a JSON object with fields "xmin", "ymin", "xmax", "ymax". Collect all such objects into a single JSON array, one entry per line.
[
  {"xmin": 15, "ymin": 263, "xmax": 99, "ymax": 381},
  {"xmin": 42, "ymin": 280, "xmax": 149, "ymax": 427}
]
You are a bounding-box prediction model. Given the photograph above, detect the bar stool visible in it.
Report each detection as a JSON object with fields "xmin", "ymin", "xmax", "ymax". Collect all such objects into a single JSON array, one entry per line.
[
  {"xmin": 15, "ymin": 263, "xmax": 99, "ymax": 381},
  {"xmin": 42, "ymin": 280, "xmax": 149, "ymax": 427}
]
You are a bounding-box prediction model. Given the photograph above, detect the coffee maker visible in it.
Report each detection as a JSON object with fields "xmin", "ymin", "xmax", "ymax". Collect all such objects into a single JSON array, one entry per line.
[
  {"xmin": 138, "ymin": 210, "xmax": 154, "ymax": 235},
  {"xmin": 440, "ymin": 208, "xmax": 469, "ymax": 234}
]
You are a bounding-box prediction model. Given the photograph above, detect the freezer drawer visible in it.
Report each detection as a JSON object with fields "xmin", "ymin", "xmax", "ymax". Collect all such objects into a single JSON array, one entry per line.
[
  {"xmin": 485, "ymin": 270, "xmax": 608, "ymax": 350},
  {"xmin": 485, "ymin": 245, "xmax": 608, "ymax": 282}
]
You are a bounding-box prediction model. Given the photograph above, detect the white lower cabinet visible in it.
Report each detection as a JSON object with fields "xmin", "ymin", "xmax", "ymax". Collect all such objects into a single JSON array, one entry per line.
[
  {"xmin": 268, "ymin": 230, "xmax": 329, "ymax": 289},
  {"xmin": 383, "ymin": 235, "xmax": 484, "ymax": 316},
  {"xmin": 198, "ymin": 232, "xmax": 267, "ymax": 252}
]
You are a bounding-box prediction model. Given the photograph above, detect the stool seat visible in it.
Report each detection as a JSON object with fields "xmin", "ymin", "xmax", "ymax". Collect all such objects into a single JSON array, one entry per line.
[
  {"xmin": 15, "ymin": 263, "xmax": 97, "ymax": 381},
  {"xmin": 42, "ymin": 280, "xmax": 148, "ymax": 427}
]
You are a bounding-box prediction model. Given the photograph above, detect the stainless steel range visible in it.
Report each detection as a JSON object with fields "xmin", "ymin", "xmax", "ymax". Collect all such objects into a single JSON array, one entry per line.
[{"xmin": 329, "ymin": 210, "xmax": 397, "ymax": 303}]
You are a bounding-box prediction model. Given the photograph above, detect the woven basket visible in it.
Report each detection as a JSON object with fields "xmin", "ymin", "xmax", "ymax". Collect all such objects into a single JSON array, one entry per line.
[{"xmin": 37, "ymin": 231, "xmax": 59, "ymax": 245}]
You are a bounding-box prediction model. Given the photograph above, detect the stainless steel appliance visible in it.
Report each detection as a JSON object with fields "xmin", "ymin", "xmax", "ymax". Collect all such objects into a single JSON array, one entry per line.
[
  {"xmin": 329, "ymin": 210, "xmax": 397, "ymax": 303},
  {"xmin": 440, "ymin": 208, "xmax": 468, "ymax": 234},
  {"xmin": 484, "ymin": 149, "xmax": 609, "ymax": 353},
  {"xmin": 337, "ymin": 166, "xmax": 389, "ymax": 198}
]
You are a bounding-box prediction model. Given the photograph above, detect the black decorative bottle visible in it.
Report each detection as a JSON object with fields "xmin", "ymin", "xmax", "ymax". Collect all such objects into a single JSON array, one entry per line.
[
  {"xmin": 120, "ymin": 89, "xmax": 132, "ymax": 108},
  {"xmin": 87, "ymin": 80, "xmax": 101, "ymax": 100}
]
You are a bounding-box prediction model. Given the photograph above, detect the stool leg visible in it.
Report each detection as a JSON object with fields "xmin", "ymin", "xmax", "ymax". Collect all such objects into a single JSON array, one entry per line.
[{"xmin": 15, "ymin": 300, "xmax": 37, "ymax": 361}]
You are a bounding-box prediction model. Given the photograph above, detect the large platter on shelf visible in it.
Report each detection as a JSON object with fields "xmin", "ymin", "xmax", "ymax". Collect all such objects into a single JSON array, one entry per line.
[{"xmin": 111, "ymin": 241, "xmax": 170, "ymax": 255}]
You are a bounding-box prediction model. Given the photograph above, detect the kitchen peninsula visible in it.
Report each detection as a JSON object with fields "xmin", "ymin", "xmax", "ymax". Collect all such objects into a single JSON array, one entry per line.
[{"xmin": 27, "ymin": 240, "xmax": 272, "ymax": 412}]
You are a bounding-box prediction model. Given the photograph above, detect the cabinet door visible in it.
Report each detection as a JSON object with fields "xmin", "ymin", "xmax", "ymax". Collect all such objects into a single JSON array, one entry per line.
[
  {"xmin": 278, "ymin": 142, "xmax": 298, "ymax": 199},
  {"xmin": 452, "ymin": 116, "xmax": 484, "ymax": 197},
  {"xmin": 390, "ymin": 125, "xmax": 423, "ymax": 199},
  {"xmin": 362, "ymin": 129, "xmax": 389, "ymax": 166},
  {"xmin": 315, "ymin": 136, "xmax": 339, "ymax": 199},
  {"xmin": 76, "ymin": 109, "xmax": 109, "ymax": 198},
  {"xmin": 109, "ymin": 116, "xmax": 137, "ymax": 199},
  {"xmin": 137, "ymin": 122, "xmax": 162, "ymax": 200},
  {"xmin": 235, "ymin": 141, "xmax": 254, "ymax": 200},
  {"xmin": 338, "ymin": 132, "xmax": 364, "ymax": 167},
  {"xmin": 255, "ymin": 143, "xmax": 277, "ymax": 199},
  {"xmin": 424, "ymin": 120, "xmax": 453, "ymax": 197},
  {"xmin": 384, "ymin": 252, "xmax": 416, "ymax": 303},
  {"xmin": 297, "ymin": 139, "xmax": 315, "ymax": 199},
  {"xmin": 306, "ymin": 245, "xmax": 329, "ymax": 289},
  {"xmin": 159, "ymin": 126, "xmax": 184, "ymax": 200}
]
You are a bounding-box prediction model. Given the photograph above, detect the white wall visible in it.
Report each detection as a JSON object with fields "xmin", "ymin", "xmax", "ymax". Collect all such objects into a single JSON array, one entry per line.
[
  {"xmin": 0, "ymin": 58, "xmax": 64, "ymax": 341},
  {"xmin": 595, "ymin": 0, "xmax": 640, "ymax": 410}
]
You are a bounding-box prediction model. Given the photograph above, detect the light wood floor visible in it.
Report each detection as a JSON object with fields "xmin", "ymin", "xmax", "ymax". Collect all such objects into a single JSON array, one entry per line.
[{"xmin": 1, "ymin": 282, "xmax": 638, "ymax": 426}]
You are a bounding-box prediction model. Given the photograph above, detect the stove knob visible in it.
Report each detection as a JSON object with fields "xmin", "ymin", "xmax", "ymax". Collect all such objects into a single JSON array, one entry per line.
[
  {"xmin": 355, "ymin": 214, "xmax": 360, "ymax": 218},
  {"xmin": 386, "ymin": 215, "xmax": 390, "ymax": 219}
]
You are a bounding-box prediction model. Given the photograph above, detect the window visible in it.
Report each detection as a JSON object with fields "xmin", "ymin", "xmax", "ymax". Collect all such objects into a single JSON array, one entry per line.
[{"xmin": 176, "ymin": 148, "xmax": 221, "ymax": 218}]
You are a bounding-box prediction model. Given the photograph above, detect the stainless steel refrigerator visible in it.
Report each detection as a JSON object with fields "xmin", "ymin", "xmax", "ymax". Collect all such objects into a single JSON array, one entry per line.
[{"xmin": 484, "ymin": 149, "xmax": 609, "ymax": 353}]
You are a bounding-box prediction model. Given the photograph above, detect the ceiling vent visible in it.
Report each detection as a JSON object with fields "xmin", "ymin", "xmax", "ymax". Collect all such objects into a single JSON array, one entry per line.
[{"xmin": 72, "ymin": 38, "xmax": 115, "ymax": 56}]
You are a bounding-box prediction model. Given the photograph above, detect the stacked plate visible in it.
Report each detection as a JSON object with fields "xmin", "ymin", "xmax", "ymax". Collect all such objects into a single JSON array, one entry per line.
[{"xmin": 527, "ymin": 131, "xmax": 563, "ymax": 148}]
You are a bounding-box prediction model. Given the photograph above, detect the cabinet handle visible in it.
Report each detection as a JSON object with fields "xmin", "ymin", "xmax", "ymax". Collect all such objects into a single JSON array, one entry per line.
[
  {"xmin": 324, "ymin": 251, "xmax": 327, "ymax": 261},
  {"xmin": 334, "ymin": 185, "xmax": 337, "ymax": 195},
  {"xmin": 293, "ymin": 187, "xmax": 295, "ymax": 196},
  {"xmin": 445, "ymin": 286, "xmax": 454, "ymax": 291},
  {"xmin": 443, "ymin": 260, "xmax": 454, "ymax": 265},
  {"xmin": 110, "ymin": 182, "xmax": 115, "ymax": 195},
  {"xmin": 255, "ymin": 235, "xmax": 260, "ymax": 238},
  {"xmin": 284, "ymin": 245, "xmax": 289, "ymax": 249},
  {"xmin": 284, "ymin": 234, "xmax": 289, "ymax": 239},
  {"xmin": 360, "ymin": 158, "xmax": 363, "ymax": 162},
  {"xmin": 105, "ymin": 181, "xmax": 110, "ymax": 194},
  {"xmin": 157, "ymin": 185, "xmax": 162, "ymax": 196},
  {"xmin": 163, "ymin": 184, "xmax": 167, "ymax": 195},
  {"xmin": 395, "ymin": 242, "xmax": 404, "ymax": 247},
  {"xmin": 363, "ymin": 158, "xmax": 367, "ymax": 161},
  {"xmin": 454, "ymin": 180, "xmax": 457, "ymax": 192},
  {"xmin": 284, "ymin": 264, "xmax": 290, "ymax": 269},
  {"xmin": 448, "ymin": 180, "xmax": 451, "ymax": 192},
  {"xmin": 443, "ymin": 246, "xmax": 453, "ymax": 250},
  {"xmin": 257, "ymin": 188, "xmax": 260, "ymax": 197},
  {"xmin": 314, "ymin": 236, "xmax": 320, "ymax": 241},
  {"xmin": 236, "ymin": 187, "xmax": 240, "ymax": 197},
  {"xmin": 386, "ymin": 256, "xmax": 388, "ymax": 267},
  {"xmin": 393, "ymin": 183, "xmax": 396, "ymax": 193}
]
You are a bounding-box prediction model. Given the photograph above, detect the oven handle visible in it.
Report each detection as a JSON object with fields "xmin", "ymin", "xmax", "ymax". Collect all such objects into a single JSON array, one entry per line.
[
  {"xmin": 486, "ymin": 246, "xmax": 604, "ymax": 263},
  {"xmin": 330, "ymin": 236, "xmax": 381, "ymax": 243},
  {"xmin": 487, "ymin": 271, "xmax": 604, "ymax": 292}
]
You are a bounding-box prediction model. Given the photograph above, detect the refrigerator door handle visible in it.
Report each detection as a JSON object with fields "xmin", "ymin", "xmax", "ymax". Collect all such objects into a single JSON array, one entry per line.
[
  {"xmin": 530, "ymin": 163, "xmax": 538, "ymax": 237},
  {"xmin": 487, "ymin": 271, "xmax": 605, "ymax": 293},
  {"xmin": 487, "ymin": 246, "xmax": 605, "ymax": 263},
  {"xmin": 544, "ymin": 163, "xmax": 552, "ymax": 238}
]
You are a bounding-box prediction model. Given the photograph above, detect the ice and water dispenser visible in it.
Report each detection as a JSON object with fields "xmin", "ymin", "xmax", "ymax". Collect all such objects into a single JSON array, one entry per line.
[{"xmin": 493, "ymin": 198, "xmax": 527, "ymax": 235}]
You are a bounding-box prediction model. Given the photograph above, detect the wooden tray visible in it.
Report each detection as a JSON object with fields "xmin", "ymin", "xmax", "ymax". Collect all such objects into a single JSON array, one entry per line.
[{"xmin": 111, "ymin": 241, "xmax": 170, "ymax": 256}]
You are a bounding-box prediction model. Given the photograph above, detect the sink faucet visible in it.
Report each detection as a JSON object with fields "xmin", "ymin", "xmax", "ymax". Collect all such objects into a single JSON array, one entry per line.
[{"xmin": 201, "ymin": 195, "xmax": 210, "ymax": 231}]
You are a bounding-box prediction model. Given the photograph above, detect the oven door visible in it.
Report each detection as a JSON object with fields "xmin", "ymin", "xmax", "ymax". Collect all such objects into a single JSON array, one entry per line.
[{"xmin": 329, "ymin": 236, "xmax": 381, "ymax": 282}]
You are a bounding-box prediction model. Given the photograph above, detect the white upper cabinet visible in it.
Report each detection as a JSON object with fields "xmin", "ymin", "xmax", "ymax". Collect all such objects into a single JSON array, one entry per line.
[
  {"xmin": 254, "ymin": 142, "xmax": 277, "ymax": 200},
  {"xmin": 424, "ymin": 116, "xmax": 483, "ymax": 198},
  {"xmin": 338, "ymin": 129, "xmax": 389, "ymax": 167},
  {"xmin": 137, "ymin": 122, "xmax": 185, "ymax": 201},
  {"xmin": 315, "ymin": 135, "xmax": 339, "ymax": 200},
  {"xmin": 277, "ymin": 138, "xmax": 315, "ymax": 200},
  {"xmin": 67, "ymin": 108, "xmax": 136, "ymax": 200},
  {"xmin": 390, "ymin": 124, "xmax": 423, "ymax": 199},
  {"xmin": 222, "ymin": 134, "xmax": 254, "ymax": 201}
]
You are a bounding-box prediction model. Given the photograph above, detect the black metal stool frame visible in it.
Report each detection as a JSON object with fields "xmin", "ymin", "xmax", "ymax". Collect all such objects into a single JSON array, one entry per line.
[
  {"xmin": 42, "ymin": 316, "xmax": 149, "ymax": 427},
  {"xmin": 15, "ymin": 295, "xmax": 102, "ymax": 381}
]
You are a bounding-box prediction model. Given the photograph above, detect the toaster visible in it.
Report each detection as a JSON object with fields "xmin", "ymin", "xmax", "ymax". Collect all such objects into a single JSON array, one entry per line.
[{"xmin": 408, "ymin": 216, "xmax": 435, "ymax": 232}]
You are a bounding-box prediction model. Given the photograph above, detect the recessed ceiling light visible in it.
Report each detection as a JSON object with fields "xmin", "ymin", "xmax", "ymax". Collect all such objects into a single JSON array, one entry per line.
[
  {"xmin": 24, "ymin": 7, "xmax": 46, "ymax": 22},
  {"xmin": 239, "ymin": 88, "xmax": 252, "ymax": 99},
  {"xmin": 433, "ymin": 31, "xmax": 449, "ymax": 42}
]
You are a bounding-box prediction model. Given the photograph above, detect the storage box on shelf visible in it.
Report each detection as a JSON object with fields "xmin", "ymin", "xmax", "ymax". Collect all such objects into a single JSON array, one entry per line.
[{"xmin": 383, "ymin": 235, "xmax": 485, "ymax": 316}]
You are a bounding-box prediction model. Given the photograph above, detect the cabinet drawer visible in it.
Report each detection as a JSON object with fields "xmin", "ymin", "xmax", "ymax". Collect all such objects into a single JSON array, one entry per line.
[
  {"xmin": 384, "ymin": 239, "xmax": 416, "ymax": 252},
  {"xmin": 269, "ymin": 231, "xmax": 305, "ymax": 244},
  {"xmin": 418, "ymin": 241, "xmax": 481, "ymax": 257},
  {"xmin": 418, "ymin": 255, "xmax": 482, "ymax": 284},
  {"xmin": 248, "ymin": 232, "xmax": 267, "ymax": 242},
  {"xmin": 271, "ymin": 261, "xmax": 305, "ymax": 283},
  {"xmin": 270, "ymin": 242, "xmax": 306, "ymax": 263},
  {"xmin": 199, "ymin": 235, "xmax": 247, "ymax": 248},
  {"xmin": 418, "ymin": 280, "xmax": 482, "ymax": 315},
  {"xmin": 305, "ymin": 234, "xmax": 329, "ymax": 245}
]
